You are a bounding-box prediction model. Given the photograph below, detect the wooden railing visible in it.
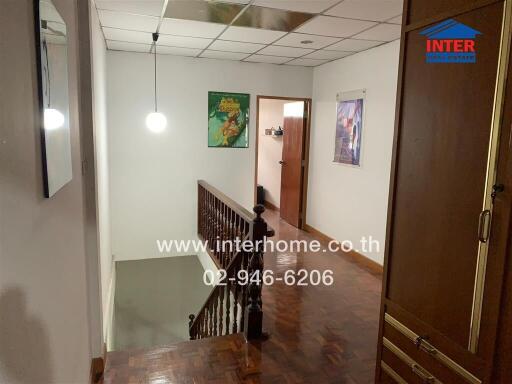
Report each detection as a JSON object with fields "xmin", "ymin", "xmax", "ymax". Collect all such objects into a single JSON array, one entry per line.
[{"xmin": 189, "ymin": 180, "xmax": 273, "ymax": 340}]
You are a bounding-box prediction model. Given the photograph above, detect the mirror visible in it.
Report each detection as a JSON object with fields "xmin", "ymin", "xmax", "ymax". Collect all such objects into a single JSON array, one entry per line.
[{"xmin": 35, "ymin": 0, "xmax": 72, "ymax": 198}]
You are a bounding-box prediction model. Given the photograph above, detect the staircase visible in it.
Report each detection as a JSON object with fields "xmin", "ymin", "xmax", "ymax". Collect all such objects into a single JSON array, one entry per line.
[{"xmin": 188, "ymin": 180, "xmax": 274, "ymax": 341}]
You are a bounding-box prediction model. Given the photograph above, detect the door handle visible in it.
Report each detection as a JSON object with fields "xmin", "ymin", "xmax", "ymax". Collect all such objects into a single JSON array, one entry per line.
[
  {"xmin": 478, "ymin": 209, "xmax": 491, "ymax": 243},
  {"xmin": 278, "ymin": 160, "xmax": 285, "ymax": 165},
  {"xmin": 412, "ymin": 364, "xmax": 435, "ymax": 383}
]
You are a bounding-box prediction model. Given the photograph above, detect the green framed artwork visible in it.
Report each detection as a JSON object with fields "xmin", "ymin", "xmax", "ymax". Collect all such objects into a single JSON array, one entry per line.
[{"xmin": 208, "ymin": 91, "xmax": 249, "ymax": 148}]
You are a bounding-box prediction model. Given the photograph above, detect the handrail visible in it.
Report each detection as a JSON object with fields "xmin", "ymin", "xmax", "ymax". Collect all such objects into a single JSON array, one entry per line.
[{"xmin": 190, "ymin": 181, "xmax": 273, "ymax": 341}]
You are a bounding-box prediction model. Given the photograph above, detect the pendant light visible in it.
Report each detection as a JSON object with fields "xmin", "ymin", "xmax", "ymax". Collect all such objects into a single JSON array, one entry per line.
[{"xmin": 146, "ymin": 32, "xmax": 167, "ymax": 133}]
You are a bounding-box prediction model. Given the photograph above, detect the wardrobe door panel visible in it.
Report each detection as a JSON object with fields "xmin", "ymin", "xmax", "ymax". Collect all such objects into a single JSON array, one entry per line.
[{"xmin": 386, "ymin": 2, "xmax": 503, "ymax": 349}]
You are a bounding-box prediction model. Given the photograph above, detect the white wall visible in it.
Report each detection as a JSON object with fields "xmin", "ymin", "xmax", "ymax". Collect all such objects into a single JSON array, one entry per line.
[
  {"xmin": 108, "ymin": 52, "xmax": 313, "ymax": 260},
  {"xmin": 90, "ymin": 0, "xmax": 113, "ymax": 343},
  {"xmin": 307, "ymin": 41, "xmax": 400, "ymax": 265},
  {"xmin": 0, "ymin": 0, "xmax": 98, "ymax": 382},
  {"xmin": 257, "ymin": 99, "xmax": 286, "ymax": 208}
]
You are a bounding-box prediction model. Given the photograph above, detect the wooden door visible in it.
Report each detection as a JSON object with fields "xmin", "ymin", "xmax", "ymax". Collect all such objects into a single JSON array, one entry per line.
[
  {"xmin": 280, "ymin": 102, "xmax": 306, "ymax": 227},
  {"xmin": 377, "ymin": 1, "xmax": 512, "ymax": 383}
]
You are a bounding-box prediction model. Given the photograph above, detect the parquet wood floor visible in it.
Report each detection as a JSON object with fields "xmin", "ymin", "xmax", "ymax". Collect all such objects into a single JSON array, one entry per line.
[{"xmin": 104, "ymin": 210, "xmax": 382, "ymax": 383}]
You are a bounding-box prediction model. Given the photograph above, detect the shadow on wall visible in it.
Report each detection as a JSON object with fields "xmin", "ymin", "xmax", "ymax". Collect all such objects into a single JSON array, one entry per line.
[{"xmin": 0, "ymin": 287, "xmax": 54, "ymax": 384}]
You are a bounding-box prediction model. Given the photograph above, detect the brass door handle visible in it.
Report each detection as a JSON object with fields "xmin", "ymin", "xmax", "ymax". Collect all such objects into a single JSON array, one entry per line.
[
  {"xmin": 412, "ymin": 364, "xmax": 435, "ymax": 383},
  {"xmin": 478, "ymin": 209, "xmax": 491, "ymax": 243}
]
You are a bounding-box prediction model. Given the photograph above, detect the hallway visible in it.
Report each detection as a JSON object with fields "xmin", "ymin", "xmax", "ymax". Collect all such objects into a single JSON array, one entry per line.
[{"xmin": 104, "ymin": 209, "xmax": 382, "ymax": 383}]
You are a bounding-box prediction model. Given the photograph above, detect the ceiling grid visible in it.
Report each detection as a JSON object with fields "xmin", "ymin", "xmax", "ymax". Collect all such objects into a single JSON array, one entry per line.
[{"xmin": 94, "ymin": 0, "xmax": 403, "ymax": 67}]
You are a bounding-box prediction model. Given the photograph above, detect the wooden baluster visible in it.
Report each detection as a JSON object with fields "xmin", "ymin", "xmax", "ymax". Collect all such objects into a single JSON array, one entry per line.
[
  {"xmin": 226, "ymin": 279, "xmax": 231, "ymax": 335},
  {"xmin": 233, "ymin": 271, "xmax": 239, "ymax": 333},
  {"xmin": 189, "ymin": 314, "xmax": 195, "ymax": 340},
  {"xmin": 198, "ymin": 186, "xmax": 202, "ymax": 237},
  {"xmin": 244, "ymin": 205, "xmax": 266, "ymax": 340},
  {"xmin": 240, "ymin": 252, "xmax": 248, "ymax": 332},
  {"xmin": 213, "ymin": 289, "xmax": 218, "ymax": 337},
  {"xmin": 230, "ymin": 208, "xmax": 235, "ymax": 264},
  {"xmin": 219, "ymin": 285, "xmax": 224, "ymax": 335},
  {"xmin": 221, "ymin": 203, "xmax": 226, "ymax": 267},
  {"xmin": 209, "ymin": 301, "xmax": 213, "ymax": 337}
]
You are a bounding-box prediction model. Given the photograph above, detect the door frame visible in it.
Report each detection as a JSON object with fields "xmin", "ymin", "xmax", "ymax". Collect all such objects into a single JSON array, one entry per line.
[{"xmin": 254, "ymin": 95, "xmax": 312, "ymax": 229}]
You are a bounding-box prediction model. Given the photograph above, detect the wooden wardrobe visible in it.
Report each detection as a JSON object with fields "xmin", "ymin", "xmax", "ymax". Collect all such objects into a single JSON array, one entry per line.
[{"xmin": 376, "ymin": 0, "xmax": 512, "ymax": 383}]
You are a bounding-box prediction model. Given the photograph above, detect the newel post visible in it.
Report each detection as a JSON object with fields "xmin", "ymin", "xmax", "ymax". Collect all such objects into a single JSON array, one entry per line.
[{"xmin": 244, "ymin": 204, "xmax": 267, "ymax": 340}]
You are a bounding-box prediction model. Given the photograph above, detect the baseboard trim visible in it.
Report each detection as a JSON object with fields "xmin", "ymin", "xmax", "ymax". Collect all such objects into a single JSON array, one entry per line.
[
  {"xmin": 263, "ymin": 200, "xmax": 279, "ymax": 211},
  {"xmin": 90, "ymin": 357, "xmax": 104, "ymax": 384},
  {"xmin": 303, "ymin": 223, "xmax": 383, "ymax": 275}
]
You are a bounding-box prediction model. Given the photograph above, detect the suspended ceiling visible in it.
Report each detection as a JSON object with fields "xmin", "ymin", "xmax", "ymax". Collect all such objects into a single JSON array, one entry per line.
[{"xmin": 94, "ymin": 0, "xmax": 403, "ymax": 67}]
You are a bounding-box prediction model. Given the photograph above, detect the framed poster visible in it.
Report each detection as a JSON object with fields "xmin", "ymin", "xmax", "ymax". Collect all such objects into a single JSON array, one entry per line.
[
  {"xmin": 208, "ymin": 91, "xmax": 249, "ymax": 148},
  {"xmin": 333, "ymin": 90, "xmax": 365, "ymax": 166}
]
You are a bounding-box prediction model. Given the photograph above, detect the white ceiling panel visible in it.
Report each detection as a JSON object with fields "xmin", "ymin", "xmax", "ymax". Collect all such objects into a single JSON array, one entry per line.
[
  {"xmin": 158, "ymin": 34, "xmax": 212, "ymax": 49},
  {"xmin": 274, "ymin": 32, "xmax": 340, "ymax": 49},
  {"xmin": 103, "ymin": 27, "xmax": 153, "ymax": 44},
  {"xmin": 107, "ymin": 40, "xmax": 152, "ymax": 53},
  {"xmin": 95, "ymin": 0, "xmax": 165, "ymax": 17},
  {"xmin": 200, "ymin": 50, "xmax": 250, "ymax": 60},
  {"xmin": 295, "ymin": 16, "xmax": 377, "ymax": 37},
  {"xmin": 327, "ymin": 38, "xmax": 383, "ymax": 51},
  {"xmin": 244, "ymin": 55, "xmax": 293, "ymax": 64},
  {"xmin": 325, "ymin": 0, "xmax": 403, "ymax": 21},
  {"xmin": 220, "ymin": 26, "xmax": 287, "ymax": 44},
  {"xmin": 258, "ymin": 45, "xmax": 314, "ymax": 57},
  {"xmin": 253, "ymin": 0, "xmax": 340, "ymax": 14},
  {"xmin": 159, "ymin": 18, "xmax": 226, "ymax": 38},
  {"xmin": 209, "ymin": 40, "xmax": 266, "ymax": 53},
  {"xmin": 353, "ymin": 23, "xmax": 401, "ymax": 41},
  {"xmin": 387, "ymin": 15, "xmax": 402, "ymax": 24},
  {"xmin": 286, "ymin": 58, "xmax": 328, "ymax": 66},
  {"xmin": 156, "ymin": 46, "xmax": 202, "ymax": 56},
  {"xmin": 98, "ymin": 9, "xmax": 159, "ymax": 32},
  {"xmin": 304, "ymin": 50, "xmax": 352, "ymax": 60}
]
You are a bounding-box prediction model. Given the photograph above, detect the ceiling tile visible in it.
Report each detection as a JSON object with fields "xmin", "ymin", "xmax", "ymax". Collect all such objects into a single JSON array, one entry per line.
[
  {"xmin": 95, "ymin": 0, "xmax": 165, "ymax": 17},
  {"xmin": 209, "ymin": 40, "xmax": 266, "ymax": 53},
  {"xmin": 233, "ymin": 6, "xmax": 314, "ymax": 32},
  {"xmin": 387, "ymin": 14, "xmax": 402, "ymax": 24},
  {"xmin": 200, "ymin": 50, "xmax": 250, "ymax": 60},
  {"xmin": 253, "ymin": 0, "xmax": 339, "ymax": 14},
  {"xmin": 244, "ymin": 55, "xmax": 293, "ymax": 64},
  {"xmin": 220, "ymin": 26, "xmax": 287, "ymax": 44},
  {"xmin": 258, "ymin": 45, "xmax": 314, "ymax": 57},
  {"xmin": 325, "ymin": 0, "xmax": 403, "ymax": 21},
  {"xmin": 103, "ymin": 27, "xmax": 153, "ymax": 44},
  {"xmin": 286, "ymin": 58, "xmax": 328, "ymax": 66},
  {"xmin": 353, "ymin": 23, "xmax": 401, "ymax": 41},
  {"xmin": 98, "ymin": 9, "xmax": 159, "ymax": 32},
  {"xmin": 295, "ymin": 16, "xmax": 377, "ymax": 37},
  {"xmin": 274, "ymin": 32, "xmax": 340, "ymax": 49},
  {"xmin": 159, "ymin": 18, "xmax": 226, "ymax": 38},
  {"xmin": 107, "ymin": 40, "xmax": 152, "ymax": 53},
  {"xmin": 164, "ymin": 0, "xmax": 243, "ymax": 24},
  {"xmin": 156, "ymin": 46, "xmax": 202, "ymax": 56},
  {"xmin": 327, "ymin": 38, "xmax": 384, "ymax": 51},
  {"xmin": 304, "ymin": 50, "xmax": 352, "ymax": 60},
  {"xmin": 158, "ymin": 34, "xmax": 212, "ymax": 49}
]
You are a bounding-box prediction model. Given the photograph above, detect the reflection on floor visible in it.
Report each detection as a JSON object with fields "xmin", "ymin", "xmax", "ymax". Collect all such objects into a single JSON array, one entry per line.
[
  {"xmin": 112, "ymin": 256, "xmax": 212, "ymax": 351},
  {"xmin": 105, "ymin": 210, "xmax": 382, "ymax": 383}
]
